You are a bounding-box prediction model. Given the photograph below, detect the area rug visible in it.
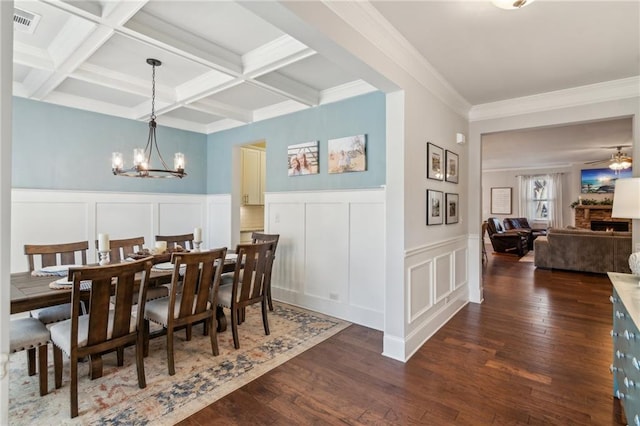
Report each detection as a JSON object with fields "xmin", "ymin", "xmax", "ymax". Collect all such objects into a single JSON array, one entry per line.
[
  {"xmin": 519, "ymin": 251, "xmax": 535, "ymax": 262},
  {"xmin": 9, "ymin": 303, "xmax": 350, "ymax": 425}
]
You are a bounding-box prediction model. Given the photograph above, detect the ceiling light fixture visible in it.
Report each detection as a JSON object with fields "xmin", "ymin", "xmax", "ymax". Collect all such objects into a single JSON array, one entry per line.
[
  {"xmin": 491, "ymin": 0, "xmax": 535, "ymax": 10},
  {"xmin": 607, "ymin": 146, "xmax": 633, "ymax": 173},
  {"xmin": 112, "ymin": 58, "xmax": 186, "ymax": 179}
]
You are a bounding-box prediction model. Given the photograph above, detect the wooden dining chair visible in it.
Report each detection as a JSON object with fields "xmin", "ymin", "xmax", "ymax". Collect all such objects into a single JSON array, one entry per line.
[
  {"xmin": 49, "ymin": 258, "xmax": 153, "ymax": 418},
  {"xmin": 217, "ymin": 242, "xmax": 272, "ymax": 349},
  {"xmin": 144, "ymin": 248, "xmax": 227, "ymax": 375},
  {"xmin": 155, "ymin": 233, "xmax": 195, "ymax": 250},
  {"xmin": 251, "ymin": 232, "xmax": 279, "ymax": 311},
  {"xmin": 10, "ymin": 317, "xmax": 51, "ymax": 396},
  {"xmin": 24, "ymin": 241, "xmax": 89, "ymax": 377},
  {"xmin": 94, "ymin": 236, "xmax": 168, "ymax": 302},
  {"xmin": 94, "ymin": 236, "xmax": 145, "ymax": 263},
  {"xmin": 25, "ymin": 241, "xmax": 88, "ymax": 272}
]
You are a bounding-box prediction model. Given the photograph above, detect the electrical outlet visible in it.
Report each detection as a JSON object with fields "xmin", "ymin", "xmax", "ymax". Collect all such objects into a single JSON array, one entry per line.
[
  {"xmin": 274, "ymin": 213, "xmax": 280, "ymax": 223},
  {"xmin": 329, "ymin": 292, "xmax": 339, "ymax": 301},
  {"xmin": 636, "ymin": 243, "xmax": 640, "ymax": 253}
]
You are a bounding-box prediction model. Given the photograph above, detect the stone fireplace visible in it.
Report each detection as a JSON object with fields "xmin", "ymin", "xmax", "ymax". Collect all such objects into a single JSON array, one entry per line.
[{"xmin": 574, "ymin": 205, "xmax": 631, "ymax": 230}]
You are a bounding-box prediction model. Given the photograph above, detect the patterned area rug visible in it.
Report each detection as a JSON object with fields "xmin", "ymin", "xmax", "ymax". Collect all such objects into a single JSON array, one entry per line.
[{"xmin": 9, "ymin": 303, "xmax": 350, "ymax": 425}]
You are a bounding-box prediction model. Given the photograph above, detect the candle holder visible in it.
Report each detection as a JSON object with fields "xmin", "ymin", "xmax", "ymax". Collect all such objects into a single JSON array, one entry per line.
[
  {"xmin": 99, "ymin": 250, "xmax": 110, "ymax": 265},
  {"xmin": 193, "ymin": 241, "xmax": 202, "ymax": 252}
]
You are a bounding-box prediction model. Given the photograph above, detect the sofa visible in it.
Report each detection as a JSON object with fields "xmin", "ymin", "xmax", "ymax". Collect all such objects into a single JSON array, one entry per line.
[
  {"xmin": 486, "ymin": 217, "xmax": 529, "ymax": 256},
  {"xmin": 534, "ymin": 227, "xmax": 632, "ymax": 274},
  {"xmin": 503, "ymin": 217, "xmax": 547, "ymax": 250}
]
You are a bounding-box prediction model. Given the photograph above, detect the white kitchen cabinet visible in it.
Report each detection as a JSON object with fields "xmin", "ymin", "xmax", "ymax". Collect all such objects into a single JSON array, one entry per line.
[{"xmin": 241, "ymin": 147, "xmax": 265, "ymax": 205}]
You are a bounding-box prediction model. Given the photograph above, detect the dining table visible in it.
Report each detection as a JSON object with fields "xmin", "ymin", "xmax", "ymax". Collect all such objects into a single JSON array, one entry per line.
[{"xmin": 10, "ymin": 255, "xmax": 238, "ymax": 332}]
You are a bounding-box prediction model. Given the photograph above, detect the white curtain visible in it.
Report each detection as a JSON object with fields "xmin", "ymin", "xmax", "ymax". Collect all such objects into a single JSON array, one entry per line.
[
  {"xmin": 517, "ymin": 175, "xmax": 535, "ymax": 218},
  {"xmin": 547, "ymin": 172, "xmax": 563, "ymax": 228}
]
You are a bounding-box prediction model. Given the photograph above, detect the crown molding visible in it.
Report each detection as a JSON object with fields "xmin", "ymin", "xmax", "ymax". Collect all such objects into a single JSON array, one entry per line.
[
  {"xmin": 321, "ymin": 1, "xmax": 471, "ymax": 117},
  {"xmin": 320, "ymin": 80, "xmax": 377, "ymax": 105},
  {"xmin": 469, "ymin": 76, "xmax": 640, "ymax": 122},
  {"xmin": 482, "ymin": 164, "xmax": 573, "ymax": 173}
]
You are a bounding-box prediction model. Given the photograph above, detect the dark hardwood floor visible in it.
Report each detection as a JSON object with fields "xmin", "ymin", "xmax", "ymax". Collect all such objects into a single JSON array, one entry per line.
[{"xmin": 179, "ymin": 248, "xmax": 624, "ymax": 425}]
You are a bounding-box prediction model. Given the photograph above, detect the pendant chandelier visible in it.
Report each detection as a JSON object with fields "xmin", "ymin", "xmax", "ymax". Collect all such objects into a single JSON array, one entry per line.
[{"xmin": 111, "ymin": 58, "xmax": 186, "ymax": 179}]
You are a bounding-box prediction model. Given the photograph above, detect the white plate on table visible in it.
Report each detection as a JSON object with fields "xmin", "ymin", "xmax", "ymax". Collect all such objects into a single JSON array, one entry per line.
[
  {"xmin": 153, "ymin": 262, "xmax": 174, "ymax": 270},
  {"xmin": 50, "ymin": 278, "xmax": 92, "ymax": 290},
  {"xmin": 40, "ymin": 264, "xmax": 82, "ymax": 273}
]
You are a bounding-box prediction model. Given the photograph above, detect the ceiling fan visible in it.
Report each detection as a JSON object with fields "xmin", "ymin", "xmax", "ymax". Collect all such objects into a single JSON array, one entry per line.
[{"xmin": 584, "ymin": 145, "xmax": 632, "ymax": 171}]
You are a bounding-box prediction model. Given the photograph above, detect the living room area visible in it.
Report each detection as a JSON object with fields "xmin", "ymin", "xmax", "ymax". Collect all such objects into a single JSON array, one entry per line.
[{"xmin": 481, "ymin": 117, "xmax": 634, "ymax": 274}]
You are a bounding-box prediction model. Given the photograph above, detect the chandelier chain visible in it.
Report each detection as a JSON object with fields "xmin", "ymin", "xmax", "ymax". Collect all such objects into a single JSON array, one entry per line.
[{"xmin": 151, "ymin": 63, "xmax": 156, "ymax": 121}]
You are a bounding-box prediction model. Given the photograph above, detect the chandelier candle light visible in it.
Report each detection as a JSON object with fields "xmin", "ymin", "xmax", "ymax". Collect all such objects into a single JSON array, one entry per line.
[{"xmin": 112, "ymin": 59, "xmax": 186, "ymax": 178}]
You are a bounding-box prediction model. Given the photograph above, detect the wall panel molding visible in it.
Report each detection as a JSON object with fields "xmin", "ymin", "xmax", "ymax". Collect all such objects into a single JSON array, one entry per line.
[{"xmin": 11, "ymin": 189, "xmax": 206, "ymax": 272}]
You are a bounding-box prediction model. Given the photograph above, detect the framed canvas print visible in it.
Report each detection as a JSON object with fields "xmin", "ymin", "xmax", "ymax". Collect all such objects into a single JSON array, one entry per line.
[
  {"xmin": 427, "ymin": 142, "xmax": 444, "ymax": 181},
  {"xmin": 288, "ymin": 141, "xmax": 319, "ymax": 176},
  {"xmin": 491, "ymin": 187, "xmax": 512, "ymax": 214},
  {"xmin": 426, "ymin": 189, "xmax": 444, "ymax": 225},
  {"xmin": 445, "ymin": 150, "xmax": 459, "ymax": 183},
  {"xmin": 580, "ymin": 167, "xmax": 632, "ymax": 193},
  {"xmin": 445, "ymin": 193, "xmax": 459, "ymax": 224},
  {"xmin": 327, "ymin": 134, "xmax": 367, "ymax": 174}
]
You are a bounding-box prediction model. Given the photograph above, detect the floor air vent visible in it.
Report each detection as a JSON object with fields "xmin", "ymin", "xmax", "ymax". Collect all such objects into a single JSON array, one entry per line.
[{"xmin": 14, "ymin": 8, "xmax": 41, "ymax": 34}]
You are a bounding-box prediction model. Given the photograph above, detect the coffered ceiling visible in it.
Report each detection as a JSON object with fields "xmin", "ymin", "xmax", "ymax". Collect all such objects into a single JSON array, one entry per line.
[{"xmin": 11, "ymin": 1, "xmax": 640, "ymax": 167}]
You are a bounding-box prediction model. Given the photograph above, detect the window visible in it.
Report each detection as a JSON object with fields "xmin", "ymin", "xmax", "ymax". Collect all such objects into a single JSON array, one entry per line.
[
  {"xmin": 533, "ymin": 178, "xmax": 549, "ymax": 220},
  {"xmin": 518, "ymin": 173, "xmax": 563, "ymax": 228}
]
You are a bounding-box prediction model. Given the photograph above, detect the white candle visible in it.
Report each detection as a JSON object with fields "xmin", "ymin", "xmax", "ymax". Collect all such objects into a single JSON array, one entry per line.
[
  {"xmin": 194, "ymin": 227, "xmax": 202, "ymax": 242},
  {"xmin": 98, "ymin": 233, "xmax": 110, "ymax": 252}
]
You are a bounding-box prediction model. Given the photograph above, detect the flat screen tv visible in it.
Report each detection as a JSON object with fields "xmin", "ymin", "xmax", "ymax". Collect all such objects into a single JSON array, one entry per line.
[{"xmin": 581, "ymin": 167, "xmax": 632, "ymax": 193}]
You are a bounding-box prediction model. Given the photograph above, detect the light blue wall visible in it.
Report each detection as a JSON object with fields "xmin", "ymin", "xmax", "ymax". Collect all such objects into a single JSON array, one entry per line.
[
  {"xmin": 12, "ymin": 97, "xmax": 207, "ymax": 194},
  {"xmin": 207, "ymin": 91, "xmax": 386, "ymax": 194}
]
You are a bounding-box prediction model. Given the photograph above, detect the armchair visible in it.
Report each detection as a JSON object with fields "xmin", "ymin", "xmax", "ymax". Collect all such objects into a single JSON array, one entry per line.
[
  {"xmin": 486, "ymin": 217, "xmax": 529, "ymax": 256},
  {"xmin": 503, "ymin": 217, "xmax": 547, "ymax": 249}
]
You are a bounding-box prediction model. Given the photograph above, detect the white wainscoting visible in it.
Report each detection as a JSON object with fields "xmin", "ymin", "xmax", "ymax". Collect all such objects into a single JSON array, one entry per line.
[
  {"xmin": 11, "ymin": 189, "xmax": 206, "ymax": 272},
  {"xmin": 265, "ymin": 189, "xmax": 385, "ymax": 330},
  {"xmin": 402, "ymin": 236, "xmax": 469, "ymax": 359}
]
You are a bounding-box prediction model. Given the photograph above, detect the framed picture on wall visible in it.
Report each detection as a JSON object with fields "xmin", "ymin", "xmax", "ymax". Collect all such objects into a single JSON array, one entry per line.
[
  {"xmin": 445, "ymin": 193, "xmax": 459, "ymax": 224},
  {"xmin": 327, "ymin": 134, "xmax": 367, "ymax": 173},
  {"xmin": 491, "ymin": 187, "xmax": 512, "ymax": 214},
  {"xmin": 427, "ymin": 142, "xmax": 444, "ymax": 181},
  {"xmin": 426, "ymin": 189, "xmax": 444, "ymax": 225},
  {"xmin": 445, "ymin": 150, "xmax": 459, "ymax": 183},
  {"xmin": 287, "ymin": 141, "xmax": 319, "ymax": 176}
]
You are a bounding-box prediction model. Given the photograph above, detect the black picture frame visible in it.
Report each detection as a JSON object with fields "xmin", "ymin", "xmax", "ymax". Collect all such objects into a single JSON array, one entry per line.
[
  {"xmin": 445, "ymin": 150, "xmax": 459, "ymax": 184},
  {"xmin": 426, "ymin": 189, "xmax": 444, "ymax": 225},
  {"xmin": 427, "ymin": 142, "xmax": 444, "ymax": 181},
  {"xmin": 445, "ymin": 193, "xmax": 459, "ymax": 224}
]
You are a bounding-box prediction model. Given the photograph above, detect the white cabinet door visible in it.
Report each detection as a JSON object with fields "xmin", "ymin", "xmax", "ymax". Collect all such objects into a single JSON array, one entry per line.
[{"xmin": 241, "ymin": 148, "xmax": 263, "ymax": 205}]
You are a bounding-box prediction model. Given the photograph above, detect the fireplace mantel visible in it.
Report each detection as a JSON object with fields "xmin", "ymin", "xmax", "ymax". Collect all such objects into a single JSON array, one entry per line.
[
  {"xmin": 574, "ymin": 205, "xmax": 612, "ymax": 221},
  {"xmin": 574, "ymin": 205, "xmax": 630, "ymax": 229}
]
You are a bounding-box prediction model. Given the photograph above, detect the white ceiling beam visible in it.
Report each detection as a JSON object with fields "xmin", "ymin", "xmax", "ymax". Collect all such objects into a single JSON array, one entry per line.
[
  {"xmin": 175, "ymin": 71, "xmax": 237, "ymax": 104},
  {"xmin": 30, "ymin": 25, "xmax": 115, "ymax": 99},
  {"xmin": 190, "ymin": 99, "xmax": 253, "ymax": 124},
  {"xmin": 29, "ymin": 1, "xmax": 150, "ymax": 99},
  {"xmin": 243, "ymin": 35, "xmax": 315, "ymax": 77},
  {"xmin": 123, "ymin": 10, "xmax": 243, "ymax": 76},
  {"xmin": 252, "ymin": 72, "xmax": 319, "ymax": 106},
  {"xmin": 13, "ymin": 41, "xmax": 53, "ymax": 70}
]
